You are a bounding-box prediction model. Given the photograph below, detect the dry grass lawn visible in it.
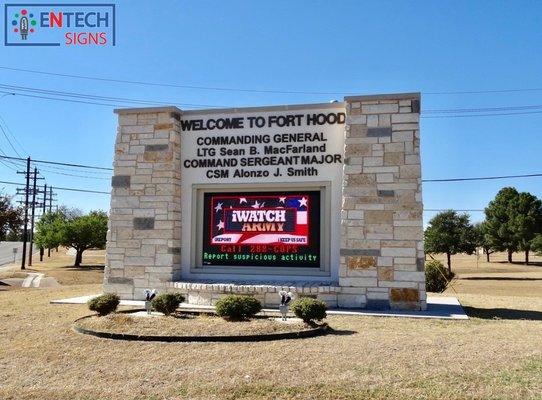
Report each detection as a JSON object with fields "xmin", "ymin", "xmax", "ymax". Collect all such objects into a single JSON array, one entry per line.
[
  {"xmin": 0, "ymin": 250, "xmax": 541, "ymax": 399},
  {"xmin": 0, "ymin": 248, "xmax": 105, "ymax": 287}
]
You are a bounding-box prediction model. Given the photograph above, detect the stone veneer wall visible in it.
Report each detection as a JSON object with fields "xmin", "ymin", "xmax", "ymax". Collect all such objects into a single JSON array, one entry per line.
[
  {"xmin": 104, "ymin": 94, "xmax": 425, "ymax": 310},
  {"xmin": 339, "ymin": 93, "xmax": 426, "ymax": 310},
  {"xmin": 104, "ymin": 107, "xmax": 182, "ymax": 299}
]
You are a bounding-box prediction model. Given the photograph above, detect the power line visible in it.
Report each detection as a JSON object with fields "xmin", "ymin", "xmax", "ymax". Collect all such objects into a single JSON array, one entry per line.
[
  {"xmin": 421, "ymin": 110, "xmax": 542, "ymax": 119},
  {"xmin": 423, "ymin": 104, "xmax": 542, "ymax": 114},
  {"xmin": 0, "ymin": 180, "xmax": 109, "ymax": 194},
  {"xmin": 1, "ymin": 154, "xmax": 541, "ymax": 182},
  {"xmin": 0, "ymin": 123, "xmax": 23, "ymax": 157},
  {"xmin": 424, "ymin": 209, "xmax": 484, "ymax": 212},
  {"xmin": 0, "ymin": 113, "xmax": 29, "ymax": 156},
  {"xmin": 0, "ymin": 180, "xmax": 493, "ymax": 210},
  {"xmin": 0, "ymin": 90, "xmax": 132, "ymax": 108},
  {"xmin": 422, "ymin": 173, "xmax": 542, "ymax": 182},
  {"xmin": 0, "ymin": 154, "xmax": 113, "ymax": 171},
  {"xmin": 0, "ymin": 65, "xmax": 351, "ymax": 96},
  {"xmin": 2, "ymin": 65, "xmax": 542, "ymax": 97},
  {"xmin": 0, "ymin": 83, "xmax": 224, "ymax": 108},
  {"xmin": 4, "ymin": 87, "xmax": 542, "ymax": 119}
]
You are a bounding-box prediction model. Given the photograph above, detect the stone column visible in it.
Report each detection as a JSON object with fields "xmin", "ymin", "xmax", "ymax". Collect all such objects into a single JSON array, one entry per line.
[
  {"xmin": 339, "ymin": 93, "xmax": 425, "ymax": 310},
  {"xmin": 104, "ymin": 107, "xmax": 182, "ymax": 300}
]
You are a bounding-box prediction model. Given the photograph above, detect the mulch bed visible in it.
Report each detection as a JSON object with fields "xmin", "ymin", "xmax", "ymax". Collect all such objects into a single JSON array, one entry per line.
[{"xmin": 73, "ymin": 311, "xmax": 328, "ymax": 342}]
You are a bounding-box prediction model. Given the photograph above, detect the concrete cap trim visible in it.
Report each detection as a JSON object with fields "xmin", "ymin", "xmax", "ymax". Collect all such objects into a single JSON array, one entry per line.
[
  {"xmin": 344, "ymin": 92, "xmax": 421, "ymax": 102},
  {"xmin": 182, "ymin": 101, "xmax": 346, "ymax": 116},
  {"xmin": 114, "ymin": 106, "xmax": 182, "ymax": 115}
]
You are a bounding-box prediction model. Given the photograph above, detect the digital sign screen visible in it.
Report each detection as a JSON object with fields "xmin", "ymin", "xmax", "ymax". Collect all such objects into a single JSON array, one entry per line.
[{"xmin": 202, "ymin": 191, "xmax": 321, "ymax": 268}]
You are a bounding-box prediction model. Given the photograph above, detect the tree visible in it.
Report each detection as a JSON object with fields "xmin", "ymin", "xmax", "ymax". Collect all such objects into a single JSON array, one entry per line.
[
  {"xmin": 61, "ymin": 211, "xmax": 108, "ymax": 266},
  {"xmin": 0, "ymin": 193, "xmax": 23, "ymax": 241},
  {"xmin": 484, "ymin": 187, "xmax": 520, "ymax": 263},
  {"xmin": 424, "ymin": 210, "xmax": 477, "ymax": 272},
  {"xmin": 509, "ymin": 192, "xmax": 542, "ymax": 264},
  {"xmin": 532, "ymin": 234, "xmax": 542, "ymax": 256},
  {"xmin": 34, "ymin": 210, "xmax": 67, "ymax": 253},
  {"xmin": 485, "ymin": 187, "xmax": 542, "ymax": 264},
  {"xmin": 474, "ymin": 222, "xmax": 495, "ymax": 262}
]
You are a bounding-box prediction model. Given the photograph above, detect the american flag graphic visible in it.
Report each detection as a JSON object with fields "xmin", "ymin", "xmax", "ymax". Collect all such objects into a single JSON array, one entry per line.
[{"xmin": 210, "ymin": 194, "xmax": 310, "ymax": 245}]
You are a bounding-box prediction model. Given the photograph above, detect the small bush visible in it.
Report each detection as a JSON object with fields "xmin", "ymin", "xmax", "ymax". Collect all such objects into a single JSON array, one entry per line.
[
  {"xmin": 171, "ymin": 292, "xmax": 186, "ymax": 305},
  {"xmin": 215, "ymin": 295, "xmax": 262, "ymax": 320},
  {"xmin": 88, "ymin": 294, "xmax": 120, "ymax": 316},
  {"xmin": 425, "ymin": 260, "xmax": 455, "ymax": 292},
  {"xmin": 290, "ymin": 297, "xmax": 327, "ymax": 323},
  {"xmin": 152, "ymin": 293, "xmax": 183, "ymax": 316}
]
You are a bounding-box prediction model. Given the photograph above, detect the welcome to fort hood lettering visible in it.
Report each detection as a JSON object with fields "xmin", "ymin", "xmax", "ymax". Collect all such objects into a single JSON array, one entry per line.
[{"xmin": 180, "ymin": 106, "xmax": 346, "ymax": 185}]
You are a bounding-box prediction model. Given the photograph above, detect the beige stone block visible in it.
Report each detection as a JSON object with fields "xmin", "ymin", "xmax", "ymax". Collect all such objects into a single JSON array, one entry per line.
[
  {"xmin": 345, "ymin": 143, "xmax": 372, "ymax": 156},
  {"xmin": 365, "ymin": 210, "xmax": 393, "ymax": 224},
  {"xmin": 122, "ymin": 125, "xmax": 154, "ymax": 134},
  {"xmin": 378, "ymin": 114, "xmax": 391, "ymax": 126},
  {"xmin": 347, "ymin": 256, "xmax": 377, "ymax": 270},
  {"xmin": 347, "ymin": 210, "xmax": 364, "ymax": 219},
  {"xmin": 392, "ymin": 123, "xmax": 418, "ymax": 131},
  {"xmin": 394, "ymin": 226, "xmax": 422, "ymax": 240},
  {"xmin": 337, "ymin": 294, "xmax": 366, "ymax": 308},
  {"xmin": 395, "ymin": 271, "xmax": 425, "ymax": 282},
  {"xmin": 363, "ymin": 157, "xmax": 383, "ymax": 167},
  {"xmin": 392, "ymin": 131, "xmax": 414, "ymax": 142},
  {"xmin": 367, "ymin": 115, "xmax": 378, "ymax": 127},
  {"xmin": 364, "ymin": 166, "xmax": 399, "ymax": 173},
  {"xmin": 390, "ymin": 288, "xmax": 419, "ymax": 302},
  {"xmin": 362, "ymin": 104, "xmax": 399, "ymax": 114},
  {"xmin": 381, "ymin": 247, "xmax": 416, "ymax": 257},
  {"xmin": 376, "ymin": 173, "xmax": 394, "ymax": 183},
  {"xmin": 378, "ymin": 267, "xmax": 394, "ymax": 281},
  {"xmin": 349, "ymin": 125, "xmax": 367, "ymax": 138},
  {"xmin": 345, "ymin": 174, "xmax": 375, "ymax": 185},
  {"xmin": 384, "ymin": 142, "xmax": 405, "ymax": 152},
  {"xmin": 391, "ymin": 113, "xmax": 418, "ymax": 123},
  {"xmin": 405, "ymin": 154, "xmax": 420, "ymax": 165},
  {"xmin": 340, "ymin": 277, "xmax": 378, "ymax": 287},
  {"xmin": 384, "ymin": 152, "xmax": 405, "ymax": 166},
  {"xmin": 119, "ymin": 114, "xmax": 138, "ymax": 125},
  {"xmin": 347, "ymin": 115, "xmax": 367, "ymax": 125}
]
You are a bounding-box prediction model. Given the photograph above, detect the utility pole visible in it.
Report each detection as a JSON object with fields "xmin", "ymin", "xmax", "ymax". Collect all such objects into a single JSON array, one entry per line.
[
  {"xmin": 48, "ymin": 186, "xmax": 53, "ymax": 258},
  {"xmin": 28, "ymin": 167, "xmax": 38, "ymax": 267},
  {"xmin": 39, "ymin": 184, "xmax": 47, "ymax": 262},
  {"xmin": 19, "ymin": 157, "xmax": 30, "ymax": 270}
]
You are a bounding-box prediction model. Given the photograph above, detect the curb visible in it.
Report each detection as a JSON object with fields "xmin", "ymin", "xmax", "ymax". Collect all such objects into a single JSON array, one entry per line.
[{"xmin": 72, "ymin": 311, "xmax": 329, "ymax": 343}]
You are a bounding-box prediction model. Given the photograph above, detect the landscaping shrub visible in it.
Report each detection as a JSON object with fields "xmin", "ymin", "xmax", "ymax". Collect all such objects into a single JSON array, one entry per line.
[
  {"xmin": 88, "ymin": 294, "xmax": 120, "ymax": 316},
  {"xmin": 290, "ymin": 297, "xmax": 327, "ymax": 323},
  {"xmin": 152, "ymin": 293, "xmax": 183, "ymax": 316},
  {"xmin": 171, "ymin": 292, "xmax": 186, "ymax": 305},
  {"xmin": 425, "ymin": 260, "xmax": 455, "ymax": 292},
  {"xmin": 215, "ymin": 295, "xmax": 262, "ymax": 320}
]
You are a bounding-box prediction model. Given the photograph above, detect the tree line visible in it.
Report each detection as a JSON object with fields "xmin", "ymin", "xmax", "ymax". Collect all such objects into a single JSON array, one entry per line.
[
  {"xmin": 425, "ymin": 187, "xmax": 542, "ymax": 271},
  {"xmin": 0, "ymin": 191, "xmax": 107, "ymax": 267},
  {"xmin": 34, "ymin": 208, "xmax": 108, "ymax": 266}
]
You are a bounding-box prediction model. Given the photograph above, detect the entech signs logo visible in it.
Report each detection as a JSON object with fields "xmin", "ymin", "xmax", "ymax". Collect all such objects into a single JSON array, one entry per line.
[{"xmin": 4, "ymin": 3, "xmax": 115, "ymax": 46}]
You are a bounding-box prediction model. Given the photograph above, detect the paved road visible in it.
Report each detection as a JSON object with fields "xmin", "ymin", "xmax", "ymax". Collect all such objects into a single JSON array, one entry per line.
[{"xmin": 0, "ymin": 241, "xmax": 23, "ymax": 267}]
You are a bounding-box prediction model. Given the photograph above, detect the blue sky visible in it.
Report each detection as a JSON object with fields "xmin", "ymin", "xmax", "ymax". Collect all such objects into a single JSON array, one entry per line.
[{"xmin": 0, "ymin": 0, "xmax": 541, "ymax": 224}]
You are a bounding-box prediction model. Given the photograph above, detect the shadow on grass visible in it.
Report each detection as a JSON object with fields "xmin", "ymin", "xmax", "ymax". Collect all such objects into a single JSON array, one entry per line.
[
  {"xmin": 462, "ymin": 277, "xmax": 542, "ymax": 281},
  {"xmin": 463, "ymin": 306, "xmax": 542, "ymax": 321},
  {"xmin": 496, "ymin": 261, "xmax": 542, "ymax": 267},
  {"xmin": 326, "ymin": 328, "xmax": 357, "ymax": 336},
  {"xmin": 62, "ymin": 265, "xmax": 105, "ymax": 271}
]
